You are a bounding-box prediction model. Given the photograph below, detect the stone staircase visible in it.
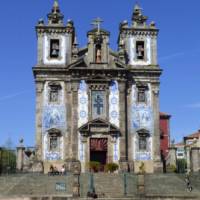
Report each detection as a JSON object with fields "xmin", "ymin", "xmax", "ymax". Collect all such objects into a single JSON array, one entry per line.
[
  {"xmin": 0, "ymin": 173, "xmax": 199, "ymax": 198},
  {"xmin": 145, "ymin": 173, "xmax": 200, "ymax": 197},
  {"xmin": 0, "ymin": 174, "xmax": 73, "ymax": 196},
  {"xmin": 79, "ymin": 173, "xmax": 137, "ymax": 198}
]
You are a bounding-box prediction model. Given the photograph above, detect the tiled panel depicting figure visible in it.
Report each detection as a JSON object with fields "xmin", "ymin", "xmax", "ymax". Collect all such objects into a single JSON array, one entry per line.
[
  {"xmin": 109, "ymin": 81, "xmax": 120, "ymax": 162},
  {"xmin": 131, "ymin": 84, "xmax": 153, "ymax": 160},
  {"xmin": 42, "ymin": 82, "xmax": 66, "ymax": 161},
  {"xmin": 42, "ymin": 105, "xmax": 66, "ymax": 131},
  {"xmin": 78, "ymin": 80, "xmax": 88, "ymax": 162}
]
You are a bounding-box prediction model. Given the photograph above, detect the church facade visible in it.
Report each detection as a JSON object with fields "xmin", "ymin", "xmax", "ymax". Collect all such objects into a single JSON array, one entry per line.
[{"xmin": 33, "ymin": 1, "xmax": 162, "ymax": 173}]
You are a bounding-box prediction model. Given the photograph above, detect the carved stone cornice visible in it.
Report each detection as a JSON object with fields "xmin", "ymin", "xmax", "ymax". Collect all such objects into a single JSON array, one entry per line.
[
  {"xmin": 36, "ymin": 26, "xmax": 74, "ymax": 35},
  {"xmin": 69, "ymin": 68, "xmax": 127, "ymax": 81},
  {"xmin": 89, "ymin": 84, "xmax": 108, "ymax": 90},
  {"xmin": 120, "ymin": 28, "xmax": 158, "ymax": 37},
  {"xmin": 129, "ymin": 67, "xmax": 162, "ymax": 77}
]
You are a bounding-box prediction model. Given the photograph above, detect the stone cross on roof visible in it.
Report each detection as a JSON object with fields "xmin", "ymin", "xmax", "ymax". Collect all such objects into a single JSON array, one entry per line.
[{"xmin": 91, "ymin": 17, "xmax": 103, "ymax": 34}]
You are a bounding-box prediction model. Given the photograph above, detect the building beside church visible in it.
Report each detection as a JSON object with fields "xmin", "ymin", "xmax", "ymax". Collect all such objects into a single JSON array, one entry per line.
[
  {"xmin": 32, "ymin": 1, "xmax": 163, "ymax": 173},
  {"xmin": 160, "ymin": 112, "xmax": 171, "ymax": 160}
]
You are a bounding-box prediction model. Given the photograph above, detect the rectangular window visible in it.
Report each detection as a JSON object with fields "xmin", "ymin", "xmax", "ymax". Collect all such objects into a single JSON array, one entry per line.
[
  {"xmin": 139, "ymin": 137, "xmax": 147, "ymax": 151},
  {"xmin": 50, "ymin": 136, "xmax": 58, "ymax": 151},
  {"xmin": 50, "ymin": 39, "xmax": 60, "ymax": 58},
  {"xmin": 136, "ymin": 41, "xmax": 145, "ymax": 60},
  {"xmin": 49, "ymin": 89, "xmax": 59, "ymax": 103},
  {"xmin": 138, "ymin": 90, "xmax": 146, "ymax": 103},
  {"xmin": 49, "ymin": 84, "xmax": 61, "ymax": 103}
]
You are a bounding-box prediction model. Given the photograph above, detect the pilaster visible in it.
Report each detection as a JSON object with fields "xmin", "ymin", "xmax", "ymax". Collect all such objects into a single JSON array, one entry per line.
[
  {"xmin": 71, "ymin": 81, "xmax": 79, "ymax": 160},
  {"xmin": 118, "ymin": 81, "xmax": 128, "ymax": 170},
  {"xmin": 37, "ymin": 33, "xmax": 44, "ymax": 65},
  {"xmin": 152, "ymin": 83, "xmax": 162, "ymax": 171},
  {"xmin": 64, "ymin": 81, "xmax": 71, "ymax": 160},
  {"xmin": 35, "ymin": 81, "xmax": 44, "ymax": 161},
  {"xmin": 126, "ymin": 82, "xmax": 133, "ymax": 166}
]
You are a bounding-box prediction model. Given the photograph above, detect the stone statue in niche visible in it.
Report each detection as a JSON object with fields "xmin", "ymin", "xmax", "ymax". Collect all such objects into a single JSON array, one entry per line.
[{"xmin": 95, "ymin": 44, "xmax": 102, "ymax": 63}]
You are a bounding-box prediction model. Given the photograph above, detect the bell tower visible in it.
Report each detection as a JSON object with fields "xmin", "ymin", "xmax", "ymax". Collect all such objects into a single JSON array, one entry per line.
[
  {"xmin": 118, "ymin": 4, "xmax": 163, "ymax": 173},
  {"xmin": 33, "ymin": 1, "xmax": 77, "ymax": 172},
  {"xmin": 36, "ymin": 0, "xmax": 75, "ymax": 66},
  {"xmin": 118, "ymin": 4, "xmax": 158, "ymax": 66}
]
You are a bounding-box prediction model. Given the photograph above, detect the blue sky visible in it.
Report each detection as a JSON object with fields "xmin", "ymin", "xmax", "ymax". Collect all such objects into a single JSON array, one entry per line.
[{"xmin": 0, "ymin": 0, "xmax": 200, "ymax": 147}]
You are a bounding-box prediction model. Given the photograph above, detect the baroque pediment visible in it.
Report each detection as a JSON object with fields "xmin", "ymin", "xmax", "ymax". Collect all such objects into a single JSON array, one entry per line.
[{"xmin": 79, "ymin": 118, "xmax": 120, "ymax": 137}]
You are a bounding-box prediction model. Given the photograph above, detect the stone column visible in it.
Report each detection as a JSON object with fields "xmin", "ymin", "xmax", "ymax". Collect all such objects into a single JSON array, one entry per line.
[
  {"xmin": 152, "ymin": 83, "xmax": 162, "ymax": 172},
  {"xmin": 191, "ymin": 147, "xmax": 200, "ymax": 172},
  {"xmin": 16, "ymin": 142, "xmax": 25, "ymax": 171},
  {"xmin": 167, "ymin": 147, "xmax": 177, "ymax": 168},
  {"xmin": 72, "ymin": 162, "xmax": 81, "ymax": 197},
  {"xmin": 118, "ymin": 81, "xmax": 128, "ymax": 171},
  {"xmin": 71, "ymin": 81, "xmax": 79, "ymax": 161},
  {"xmin": 186, "ymin": 146, "xmax": 191, "ymax": 172},
  {"xmin": 35, "ymin": 81, "xmax": 44, "ymax": 161}
]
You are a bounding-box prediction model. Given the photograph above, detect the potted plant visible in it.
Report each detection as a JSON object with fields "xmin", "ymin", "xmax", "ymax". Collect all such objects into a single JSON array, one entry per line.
[
  {"xmin": 105, "ymin": 163, "xmax": 119, "ymax": 173},
  {"xmin": 88, "ymin": 161, "xmax": 100, "ymax": 172}
]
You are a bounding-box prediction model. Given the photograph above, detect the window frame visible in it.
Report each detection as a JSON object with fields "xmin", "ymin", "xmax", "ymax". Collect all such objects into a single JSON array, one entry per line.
[{"xmin": 48, "ymin": 83, "xmax": 62, "ymax": 104}]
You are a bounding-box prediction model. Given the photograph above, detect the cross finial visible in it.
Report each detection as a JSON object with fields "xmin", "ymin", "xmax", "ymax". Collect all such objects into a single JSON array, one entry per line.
[
  {"xmin": 91, "ymin": 17, "xmax": 103, "ymax": 34},
  {"xmin": 53, "ymin": 0, "xmax": 59, "ymax": 7}
]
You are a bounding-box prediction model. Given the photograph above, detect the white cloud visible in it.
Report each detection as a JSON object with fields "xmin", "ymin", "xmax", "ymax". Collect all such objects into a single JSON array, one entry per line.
[
  {"xmin": 159, "ymin": 52, "xmax": 185, "ymax": 61},
  {"xmin": 0, "ymin": 90, "xmax": 30, "ymax": 102},
  {"xmin": 184, "ymin": 103, "xmax": 200, "ymax": 108}
]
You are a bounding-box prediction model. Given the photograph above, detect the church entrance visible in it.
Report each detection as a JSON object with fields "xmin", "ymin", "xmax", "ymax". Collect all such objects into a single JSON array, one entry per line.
[{"xmin": 90, "ymin": 138, "xmax": 107, "ymax": 171}]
